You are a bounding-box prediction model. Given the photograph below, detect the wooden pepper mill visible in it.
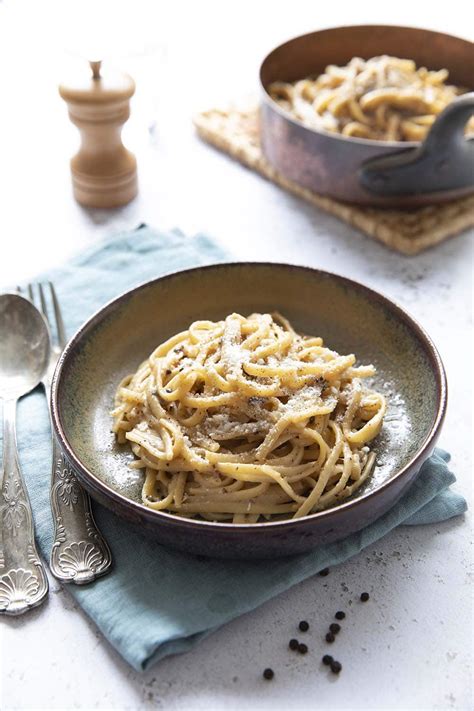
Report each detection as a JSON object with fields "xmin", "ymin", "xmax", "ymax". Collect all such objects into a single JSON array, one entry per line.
[{"xmin": 59, "ymin": 60, "xmax": 138, "ymax": 208}]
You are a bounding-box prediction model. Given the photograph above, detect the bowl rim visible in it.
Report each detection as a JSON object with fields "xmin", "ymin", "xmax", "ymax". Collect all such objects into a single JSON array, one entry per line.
[
  {"xmin": 51, "ymin": 261, "xmax": 448, "ymax": 531},
  {"xmin": 259, "ymin": 23, "xmax": 473, "ymax": 149}
]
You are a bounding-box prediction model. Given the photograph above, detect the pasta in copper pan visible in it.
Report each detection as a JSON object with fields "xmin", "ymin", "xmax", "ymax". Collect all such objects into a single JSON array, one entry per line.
[
  {"xmin": 268, "ymin": 55, "xmax": 474, "ymax": 142},
  {"xmin": 112, "ymin": 313, "xmax": 386, "ymax": 523}
]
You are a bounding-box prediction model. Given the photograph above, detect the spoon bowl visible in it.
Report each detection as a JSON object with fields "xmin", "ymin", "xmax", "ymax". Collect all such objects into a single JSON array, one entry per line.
[{"xmin": 0, "ymin": 294, "xmax": 50, "ymax": 400}]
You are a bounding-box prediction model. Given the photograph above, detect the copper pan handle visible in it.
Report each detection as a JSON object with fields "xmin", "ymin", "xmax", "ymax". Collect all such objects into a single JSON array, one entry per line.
[{"xmin": 359, "ymin": 93, "xmax": 474, "ymax": 198}]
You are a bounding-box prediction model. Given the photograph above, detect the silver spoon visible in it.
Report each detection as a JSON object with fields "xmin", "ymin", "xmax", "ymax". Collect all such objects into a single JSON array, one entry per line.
[{"xmin": 0, "ymin": 293, "xmax": 50, "ymax": 615}]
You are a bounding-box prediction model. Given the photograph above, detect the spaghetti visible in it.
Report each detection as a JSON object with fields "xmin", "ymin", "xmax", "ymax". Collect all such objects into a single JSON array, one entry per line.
[
  {"xmin": 268, "ymin": 55, "xmax": 474, "ymax": 142},
  {"xmin": 112, "ymin": 313, "xmax": 387, "ymax": 523}
]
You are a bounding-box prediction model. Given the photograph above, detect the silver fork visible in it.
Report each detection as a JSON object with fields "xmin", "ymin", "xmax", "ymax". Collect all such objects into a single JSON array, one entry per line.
[{"xmin": 23, "ymin": 283, "xmax": 112, "ymax": 584}]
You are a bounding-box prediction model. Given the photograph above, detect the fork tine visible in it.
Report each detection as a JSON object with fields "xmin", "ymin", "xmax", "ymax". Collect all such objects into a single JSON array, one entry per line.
[
  {"xmin": 37, "ymin": 283, "xmax": 54, "ymax": 345},
  {"xmin": 49, "ymin": 282, "xmax": 66, "ymax": 347},
  {"xmin": 38, "ymin": 282, "xmax": 49, "ymax": 320},
  {"xmin": 27, "ymin": 283, "xmax": 34, "ymax": 302},
  {"xmin": 16, "ymin": 285, "xmax": 23, "ymax": 295}
]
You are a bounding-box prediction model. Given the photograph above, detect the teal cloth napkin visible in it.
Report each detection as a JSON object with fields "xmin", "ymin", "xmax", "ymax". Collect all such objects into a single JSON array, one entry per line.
[{"xmin": 4, "ymin": 226, "xmax": 467, "ymax": 671}]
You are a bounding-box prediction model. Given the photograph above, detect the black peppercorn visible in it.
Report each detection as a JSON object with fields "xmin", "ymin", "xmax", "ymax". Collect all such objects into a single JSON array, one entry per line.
[
  {"xmin": 319, "ymin": 568, "xmax": 330, "ymax": 577},
  {"xmin": 299, "ymin": 620, "xmax": 309, "ymax": 632},
  {"xmin": 330, "ymin": 660, "xmax": 342, "ymax": 674},
  {"xmin": 329, "ymin": 623, "xmax": 341, "ymax": 634},
  {"xmin": 298, "ymin": 643, "xmax": 308, "ymax": 654},
  {"xmin": 322, "ymin": 654, "xmax": 333, "ymax": 666},
  {"xmin": 360, "ymin": 592, "xmax": 370, "ymax": 602},
  {"xmin": 289, "ymin": 638, "xmax": 299, "ymax": 651},
  {"xmin": 325, "ymin": 632, "xmax": 335, "ymax": 643},
  {"xmin": 335, "ymin": 611, "xmax": 345, "ymax": 620},
  {"xmin": 263, "ymin": 668, "xmax": 274, "ymax": 680}
]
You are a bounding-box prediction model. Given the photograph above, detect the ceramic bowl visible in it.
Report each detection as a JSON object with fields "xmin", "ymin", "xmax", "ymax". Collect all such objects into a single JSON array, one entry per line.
[{"xmin": 51, "ymin": 263, "xmax": 447, "ymax": 558}]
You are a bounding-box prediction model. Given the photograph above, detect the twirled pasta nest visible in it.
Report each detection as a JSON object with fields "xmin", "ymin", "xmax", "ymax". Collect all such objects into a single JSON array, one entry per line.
[{"xmin": 112, "ymin": 313, "xmax": 387, "ymax": 523}]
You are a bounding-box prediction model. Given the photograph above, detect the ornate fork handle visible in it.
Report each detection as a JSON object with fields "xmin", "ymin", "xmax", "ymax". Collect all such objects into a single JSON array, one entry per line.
[
  {"xmin": 50, "ymin": 438, "xmax": 112, "ymax": 584},
  {"xmin": 23, "ymin": 279, "xmax": 112, "ymax": 585},
  {"xmin": 0, "ymin": 398, "xmax": 48, "ymax": 615}
]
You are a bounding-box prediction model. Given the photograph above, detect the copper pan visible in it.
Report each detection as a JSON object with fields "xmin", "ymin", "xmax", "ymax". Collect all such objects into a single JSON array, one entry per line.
[{"xmin": 260, "ymin": 25, "xmax": 474, "ymax": 207}]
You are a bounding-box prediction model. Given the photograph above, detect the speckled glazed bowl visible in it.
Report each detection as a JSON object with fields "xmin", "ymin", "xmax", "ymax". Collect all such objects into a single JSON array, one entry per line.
[{"xmin": 51, "ymin": 263, "xmax": 447, "ymax": 559}]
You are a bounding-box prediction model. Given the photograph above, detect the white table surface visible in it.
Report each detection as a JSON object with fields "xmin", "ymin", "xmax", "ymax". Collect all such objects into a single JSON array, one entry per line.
[{"xmin": 0, "ymin": 1, "xmax": 472, "ymax": 709}]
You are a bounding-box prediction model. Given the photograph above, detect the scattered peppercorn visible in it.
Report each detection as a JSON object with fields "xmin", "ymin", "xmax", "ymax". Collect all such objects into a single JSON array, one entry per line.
[
  {"xmin": 335, "ymin": 611, "xmax": 346, "ymax": 620},
  {"xmin": 322, "ymin": 654, "xmax": 333, "ymax": 666},
  {"xmin": 325, "ymin": 632, "xmax": 335, "ymax": 643},
  {"xmin": 299, "ymin": 620, "xmax": 309, "ymax": 632},
  {"xmin": 329, "ymin": 623, "xmax": 341, "ymax": 634},
  {"xmin": 330, "ymin": 660, "xmax": 342, "ymax": 674},
  {"xmin": 319, "ymin": 568, "xmax": 330, "ymax": 577},
  {"xmin": 298, "ymin": 643, "xmax": 308, "ymax": 654},
  {"xmin": 360, "ymin": 592, "xmax": 370, "ymax": 602},
  {"xmin": 263, "ymin": 668, "xmax": 274, "ymax": 680},
  {"xmin": 289, "ymin": 638, "xmax": 299, "ymax": 651}
]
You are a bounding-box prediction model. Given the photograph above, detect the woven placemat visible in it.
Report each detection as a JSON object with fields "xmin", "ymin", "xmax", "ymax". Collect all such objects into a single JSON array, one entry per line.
[{"xmin": 194, "ymin": 106, "xmax": 474, "ymax": 255}]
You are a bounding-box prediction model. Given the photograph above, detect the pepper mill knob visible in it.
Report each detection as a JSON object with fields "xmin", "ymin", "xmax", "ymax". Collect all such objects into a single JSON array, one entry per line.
[
  {"xmin": 90, "ymin": 59, "xmax": 102, "ymax": 79},
  {"xmin": 59, "ymin": 60, "xmax": 138, "ymax": 208}
]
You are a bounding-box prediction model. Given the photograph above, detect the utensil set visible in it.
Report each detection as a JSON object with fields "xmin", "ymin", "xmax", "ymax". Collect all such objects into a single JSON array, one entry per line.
[{"xmin": 0, "ymin": 284, "xmax": 111, "ymax": 616}]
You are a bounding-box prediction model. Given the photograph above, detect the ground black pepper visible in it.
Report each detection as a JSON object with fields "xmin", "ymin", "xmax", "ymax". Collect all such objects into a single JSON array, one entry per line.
[
  {"xmin": 298, "ymin": 620, "xmax": 309, "ymax": 632},
  {"xmin": 263, "ymin": 668, "xmax": 274, "ymax": 680},
  {"xmin": 319, "ymin": 568, "xmax": 330, "ymax": 577},
  {"xmin": 322, "ymin": 655, "xmax": 333, "ymax": 666},
  {"xmin": 329, "ymin": 623, "xmax": 341, "ymax": 634},
  {"xmin": 298, "ymin": 643, "xmax": 308, "ymax": 654},
  {"xmin": 360, "ymin": 592, "xmax": 370, "ymax": 602},
  {"xmin": 289, "ymin": 638, "xmax": 299, "ymax": 651},
  {"xmin": 330, "ymin": 661, "xmax": 342, "ymax": 674},
  {"xmin": 325, "ymin": 632, "xmax": 335, "ymax": 643},
  {"xmin": 335, "ymin": 611, "xmax": 345, "ymax": 620}
]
